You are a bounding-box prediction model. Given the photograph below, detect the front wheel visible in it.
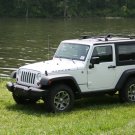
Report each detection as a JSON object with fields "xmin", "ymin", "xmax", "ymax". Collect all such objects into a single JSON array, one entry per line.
[
  {"xmin": 119, "ymin": 78, "xmax": 135, "ymax": 102},
  {"xmin": 45, "ymin": 84, "xmax": 74, "ymax": 112}
]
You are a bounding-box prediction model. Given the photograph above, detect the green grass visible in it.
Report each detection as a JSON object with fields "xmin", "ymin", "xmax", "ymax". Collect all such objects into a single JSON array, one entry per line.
[{"xmin": 1, "ymin": 79, "xmax": 135, "ymax": 135}]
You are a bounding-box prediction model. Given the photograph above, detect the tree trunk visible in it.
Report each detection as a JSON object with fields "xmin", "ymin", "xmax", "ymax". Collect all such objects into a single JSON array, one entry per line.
[{"xmin": 64, "ymin": 0, "xmax": 68, "ymax": 18}]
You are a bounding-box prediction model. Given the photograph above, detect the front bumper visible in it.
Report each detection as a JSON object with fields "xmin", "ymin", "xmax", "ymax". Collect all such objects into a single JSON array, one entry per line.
[{"xmin": 6, "ymin": 82, "xmax": 47, "ymax": 98}]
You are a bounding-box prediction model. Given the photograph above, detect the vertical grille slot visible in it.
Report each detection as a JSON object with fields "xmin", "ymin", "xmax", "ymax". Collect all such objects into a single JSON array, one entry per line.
[
  {"xmin": 32, "ymin": 74, "xmax": 36, "ymax": 84},
  {"xmin": 20, "ymin": 71, "xmax": 36, "ymax": 84}
]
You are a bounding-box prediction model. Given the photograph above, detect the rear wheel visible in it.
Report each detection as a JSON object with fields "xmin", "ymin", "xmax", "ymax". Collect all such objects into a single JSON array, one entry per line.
[
  {"xmin": 13, "ymin": 93, "xmax": 38, "ymax": 104},
  {"xmin": 119, "ymin": 78, "xmax": 135, "ymax": 102},
  {"xmin": 45, "ymin": 84, "xmax": 74, "ymax": 112}
]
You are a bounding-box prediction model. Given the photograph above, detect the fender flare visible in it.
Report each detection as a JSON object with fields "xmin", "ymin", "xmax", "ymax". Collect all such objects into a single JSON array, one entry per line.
[
  {"xmin": 11, "ymin": 71, "xmax": 16, "ymax": 78},
  {"xmin": 40, "ymin": 74, "xmax": 81, "ymax": 93},
  {"xmin": 115, "ymin": 69, "xmax": 135, "ymax": 90}
]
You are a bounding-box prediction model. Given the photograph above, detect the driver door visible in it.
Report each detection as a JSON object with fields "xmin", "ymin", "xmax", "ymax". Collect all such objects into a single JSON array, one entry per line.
[{"xmin": 88, "ymin": 44, "xmax": 116, "ymax": 91}]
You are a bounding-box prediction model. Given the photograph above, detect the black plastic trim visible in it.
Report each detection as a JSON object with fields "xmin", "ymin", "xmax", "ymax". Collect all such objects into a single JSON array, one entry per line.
[
  {"xmin": 6, "ymin": 82, "xmax": 47, "ymax": 98},
  {"xmin": 81, "ymin": 89, "xmax": 116, "ymax": 97},
  {"xmin": 115, "ymin": 69, "xmax": 135, "ymax": 90},
  {"xmin": 40, "ymin": 76, "xmax": 81, "ymax": 94},
  {"xmin": 11, "ymin": 71, "xmax": 16, "ymax": 78},
  {"xmin": 40, "ymin": 77, "xmax": 49, "ymax": 85}
]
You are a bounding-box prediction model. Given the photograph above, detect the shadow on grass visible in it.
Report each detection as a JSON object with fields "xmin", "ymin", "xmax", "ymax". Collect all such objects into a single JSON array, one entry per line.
[
  {"xmin": 6, "ymin": 94, "xmax": 135, "ymax": 115},
  {"xmin": 75, "ymin": 95, "xmax": 120, "ymax": 110},
  {"xmin": 6, "ymin": 102, "xmax": 49, "ymax": 115}
]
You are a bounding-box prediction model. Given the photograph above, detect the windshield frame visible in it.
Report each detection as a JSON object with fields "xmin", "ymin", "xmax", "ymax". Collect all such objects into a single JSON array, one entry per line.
[{"xmin": 54, "ymin": 43, "xmax": 90, "ymax": 61}]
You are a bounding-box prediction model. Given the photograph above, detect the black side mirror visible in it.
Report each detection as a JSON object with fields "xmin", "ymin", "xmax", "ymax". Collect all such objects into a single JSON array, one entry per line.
[
  {"xmin": 89, "ymin": 57, "xmax": 100, "ymax": 68},
  {"xmin": 90, "ymin": 57, "xmax": 100, "ymax": 64}
]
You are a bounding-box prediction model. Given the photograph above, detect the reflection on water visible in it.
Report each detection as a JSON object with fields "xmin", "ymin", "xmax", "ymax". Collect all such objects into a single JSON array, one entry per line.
[
  {"xmin": 0, "ymin": 18, "xmax": 135, "ymax": 77},
  {"xmin": 0, "ymin": 67, "xmax": 18, "ymax": 78}
]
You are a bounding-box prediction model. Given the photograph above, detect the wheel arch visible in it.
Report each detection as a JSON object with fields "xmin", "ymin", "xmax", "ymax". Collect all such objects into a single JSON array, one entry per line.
[
  {"xmin": 40, "ymin": 75, "xmax": 82, "ymax": 98},
  {"xmin": 115, "ymin": 69, "xmax": 135, "ymax": 91}
]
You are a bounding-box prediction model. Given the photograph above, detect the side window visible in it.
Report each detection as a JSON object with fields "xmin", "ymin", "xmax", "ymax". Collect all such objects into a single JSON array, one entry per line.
[
  {"xmin": 92, "ymin": 46, "xmax": 113, "ymax": 62},
  {"xmin": 118, "ymin": 44, "xmax": 135, "ymax": 61}
]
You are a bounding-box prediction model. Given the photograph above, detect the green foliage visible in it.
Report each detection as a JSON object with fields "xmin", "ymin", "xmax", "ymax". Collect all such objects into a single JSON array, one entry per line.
[
  {"xmin": 1, "ymin": 80, "xmax": 135, "ymax": 134},
  {"xmin": 0, "ymin": 0, "xmax": 135, "ymax": 17}
]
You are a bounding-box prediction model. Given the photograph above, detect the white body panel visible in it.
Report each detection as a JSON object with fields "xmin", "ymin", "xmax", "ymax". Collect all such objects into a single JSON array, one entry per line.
[
  {"xmin": 18, "ymin": 58, "xmax": 87, "ymax": 86},
  {"xmin": 16, "ymin": 37, "xmax": 135, "ymax": 93},
  {"xmin": 87, "ymin": 44, "xmax": 116, "ymax": 91},
  {"xmin": 87, "ymin": 62, "xmax": 116, "ymax": 91}
]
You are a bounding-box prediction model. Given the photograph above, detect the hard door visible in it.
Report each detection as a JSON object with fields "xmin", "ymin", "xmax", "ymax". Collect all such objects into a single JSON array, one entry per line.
[{"xmin": 88, "ymin": 44, "xmax": 116, "ymax": 91}]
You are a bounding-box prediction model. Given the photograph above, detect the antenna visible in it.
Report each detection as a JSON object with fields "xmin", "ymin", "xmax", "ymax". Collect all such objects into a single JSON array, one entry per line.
[{"xmin": 48, "ymin": 35, "xmax": 50, "ymax": 60}]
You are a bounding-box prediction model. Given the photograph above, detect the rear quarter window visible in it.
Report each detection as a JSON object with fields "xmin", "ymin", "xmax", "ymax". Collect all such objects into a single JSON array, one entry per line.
[{"xmin": 116, "ymin": 42, "xmax": 135, "ymax": 66}]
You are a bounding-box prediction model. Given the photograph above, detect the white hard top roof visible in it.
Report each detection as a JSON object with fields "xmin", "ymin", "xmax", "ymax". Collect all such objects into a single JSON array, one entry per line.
[{"xmin": 62, "ymin": 35, "xmax": 135, "ymax": 46}]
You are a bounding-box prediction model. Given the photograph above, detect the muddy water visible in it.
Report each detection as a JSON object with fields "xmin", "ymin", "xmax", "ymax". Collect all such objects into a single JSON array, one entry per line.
[{"xmin": 0, "ymin": 18, "xmax": 135, "ymax": 77}]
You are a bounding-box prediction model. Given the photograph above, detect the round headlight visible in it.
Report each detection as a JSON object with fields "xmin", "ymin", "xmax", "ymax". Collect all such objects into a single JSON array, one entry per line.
[
  {"xmin": 17, "ymin": 69, "xmax": 21, "ymax": 77},
  {"xmin": 36, "ymin": 73, "xmax": 42, "ymax": 81}
]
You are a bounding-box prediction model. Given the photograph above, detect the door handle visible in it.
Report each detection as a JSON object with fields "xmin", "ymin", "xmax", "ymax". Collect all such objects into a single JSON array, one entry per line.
[{"xmin": 108, "ymin": 65, "xmax": 116, "ymax": 69}]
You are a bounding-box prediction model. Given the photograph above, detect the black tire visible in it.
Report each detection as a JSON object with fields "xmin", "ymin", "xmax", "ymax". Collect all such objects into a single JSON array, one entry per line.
[
  {"xmin": 119, "ymin": 78, "xmax": 135, "ymax": 102},
  {"xmin": 45, "ymin": 84, "xmax": 74, "ymax": 113},
  {"xmin": 13, "ymin": 93, "xmax": 38, "ymax": 105}
]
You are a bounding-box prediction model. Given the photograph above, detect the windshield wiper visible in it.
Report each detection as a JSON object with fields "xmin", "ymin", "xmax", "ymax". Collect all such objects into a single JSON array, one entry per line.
[
  {"xmin": 72, "ymin": 59, "xmax": 75, "ymax": 64},
  {"xmin": 55, "ymin": 56, "xmax": 62, "ymax": 61},
  {"xmin": 55, "ymin": 56, "xmax": 77, "ymax": 63}
]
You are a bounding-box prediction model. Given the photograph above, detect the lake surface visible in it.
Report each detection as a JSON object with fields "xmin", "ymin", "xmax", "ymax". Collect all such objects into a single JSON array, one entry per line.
[{"xmin": 0, "ymin": 18, "xmax": 135, "ymax": 78}]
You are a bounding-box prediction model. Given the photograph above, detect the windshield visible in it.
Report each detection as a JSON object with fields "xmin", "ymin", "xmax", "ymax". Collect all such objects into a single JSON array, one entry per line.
[{"xmin": 54, "ymin": 43, "xmax": 90, "ymax": 61}]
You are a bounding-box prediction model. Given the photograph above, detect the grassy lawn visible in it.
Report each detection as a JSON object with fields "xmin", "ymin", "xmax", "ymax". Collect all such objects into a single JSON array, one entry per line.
[{"xmin": 1, "ymin": 79, "xmax": 135, "ymax": 135}]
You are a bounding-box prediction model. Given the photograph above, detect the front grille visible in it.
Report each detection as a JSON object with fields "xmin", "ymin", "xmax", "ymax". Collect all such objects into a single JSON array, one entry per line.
[{"xmin": 21, "ymin": 71, "xmax": 36, "ymax": 84}]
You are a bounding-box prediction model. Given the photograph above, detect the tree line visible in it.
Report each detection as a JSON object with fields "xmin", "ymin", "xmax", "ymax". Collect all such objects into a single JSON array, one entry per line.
[{"xmin": 0, "ymin": 0, "xmax": 135, "ymax": 18}]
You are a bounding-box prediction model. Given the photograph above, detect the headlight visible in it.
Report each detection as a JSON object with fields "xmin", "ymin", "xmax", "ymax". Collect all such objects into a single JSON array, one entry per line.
[
  {"xmin": 17, "ymin": 69, "xmax": 21, "ymax": 77},
  {"xmin": 36, "ymin": 73, "xmax": 42, "ymax": 81}
]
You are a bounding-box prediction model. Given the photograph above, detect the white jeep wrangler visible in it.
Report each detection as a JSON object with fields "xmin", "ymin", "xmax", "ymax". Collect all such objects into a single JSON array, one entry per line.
[{"xmin": 6, "ymin": 35, "xmax": 135, "ymax": 112}]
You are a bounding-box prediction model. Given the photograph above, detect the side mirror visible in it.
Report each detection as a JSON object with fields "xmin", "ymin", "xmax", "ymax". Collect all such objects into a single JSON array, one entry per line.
[
  {"xmin": 89, "ymin": 57, "xmax": 100, "ymax": 68},
  {"xmin": 90, "ymin": 57, "xmax": 100, "ymax": 64}
]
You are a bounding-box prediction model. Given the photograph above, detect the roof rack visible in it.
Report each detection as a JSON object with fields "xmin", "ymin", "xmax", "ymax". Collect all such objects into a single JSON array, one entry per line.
[
  {"xmin": 80, "ymin": 34, "xmax": 135, "ymax": 41},
  {"xmin": 106, "ymin": 34, "xmax": 135, "ymax": 39},
  {"xmin": 80, "ymin": 35, "xmax": 92, "ymax": 39}
]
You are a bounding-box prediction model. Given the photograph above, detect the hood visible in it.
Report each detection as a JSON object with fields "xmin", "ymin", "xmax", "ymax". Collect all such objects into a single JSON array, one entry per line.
[{"xmin": 20, "ymin": 58, "xmax": 85, "ymax": 74}]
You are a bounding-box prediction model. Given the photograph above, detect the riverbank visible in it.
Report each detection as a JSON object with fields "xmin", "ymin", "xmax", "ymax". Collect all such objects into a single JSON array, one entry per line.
[
  {"xmin": 1, "ymin": 1, "xmax": 135, "ymax": 18},
  {"xmin": 0, "ymin": 80, "xmax": 135, "ymax": 134}
]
